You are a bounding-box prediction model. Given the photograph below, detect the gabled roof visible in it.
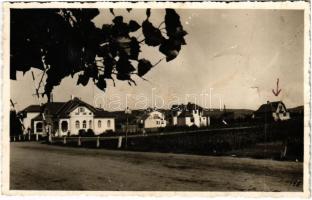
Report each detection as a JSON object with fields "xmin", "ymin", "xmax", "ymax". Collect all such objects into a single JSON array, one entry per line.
[
  {"xmin": 255, "ymin": 101, "xmax": 286, "ymax": 114},
  {"xmin": 94, "ymin": 108, "xmax": 116, "ymax": 118},
  {"xmin": 42, "ymin": 102, "xmax": 66, "ymax": 115},
  {"xmin": 56, "ymin": 97, "xmax": 98, "ymax": 118},
  {"xmin": 56, "ymin": 97, "xmax": 114, "ymax": 118},
  {"xmin": 21, "ymin": 105, "xmax": 41, "ymax": 113}
]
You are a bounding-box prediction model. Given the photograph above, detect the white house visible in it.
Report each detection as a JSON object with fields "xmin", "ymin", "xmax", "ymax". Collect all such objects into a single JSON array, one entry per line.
[
  {"xmin": 253, "ymin": 101, "xmax": 291, "ymax": 121},
  {"xmin": 171, "ymin": 103, "xmax": 210, "ymax": 127},
  {"xmin": 139, "ymin": 110, "xmax": 167, "ymax": 129},
  {"xmin": 21, "ymin": 97, "xmax": 115, "ymax": 136},
  {"xmin": 19, "ymin": 105, "xmax": 41, "ymax": 134}
]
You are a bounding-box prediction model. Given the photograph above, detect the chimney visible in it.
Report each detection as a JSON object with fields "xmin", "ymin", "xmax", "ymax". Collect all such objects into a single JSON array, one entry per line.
[
  {"xmin": 267, "ymin": 101, "xmax": 270, "ymax": 104},
  {"xmin": 70, "ymin": 95, "xmax": 74, "ymax": 100}
]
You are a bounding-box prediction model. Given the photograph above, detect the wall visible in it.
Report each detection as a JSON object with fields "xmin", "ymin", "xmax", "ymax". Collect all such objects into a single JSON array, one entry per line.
[
  {"xmin": 69, "ymin": 106, "xmax": 94, "ymax": 135},
  {"xmin": 33, "ymin": 121, "xmax": 43, "ymax": 135},
  {"xmin": 144, "ymin": 111, "xmax": 166, "ymax": 128},
  {"xmin": 58, "ymin": 119, "xmax": 70, "ymax": 136},
  {"xmin": 22, "ymin": 112, "xmax": 40, "ymax": 134},
  {"xmin": 93, "ymin": 118, "xmax": 115, "ymax": 134}
]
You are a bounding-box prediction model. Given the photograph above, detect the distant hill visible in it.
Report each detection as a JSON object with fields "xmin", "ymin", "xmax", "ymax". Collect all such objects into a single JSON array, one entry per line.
[{"xmin": 203, "ymin": 108, "xmax": 254, "ymax": 119}]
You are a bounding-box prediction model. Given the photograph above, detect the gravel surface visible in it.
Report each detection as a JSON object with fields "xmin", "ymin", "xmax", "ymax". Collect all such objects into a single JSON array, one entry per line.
[{"xmin": 10, "ymin": 142, "xmax": 303, "ymax": 191}]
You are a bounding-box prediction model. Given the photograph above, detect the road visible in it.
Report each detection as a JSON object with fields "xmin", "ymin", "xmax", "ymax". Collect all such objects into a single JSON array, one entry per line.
[{"xmin": 10, "ymin": 142, "xmax": 303, "ymax": 191}]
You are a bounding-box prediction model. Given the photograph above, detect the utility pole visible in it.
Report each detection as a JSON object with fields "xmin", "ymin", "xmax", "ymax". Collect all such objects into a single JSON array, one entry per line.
[{"xmin": 125, "ymin": 107, "xmax": 131, "ymax": 149}]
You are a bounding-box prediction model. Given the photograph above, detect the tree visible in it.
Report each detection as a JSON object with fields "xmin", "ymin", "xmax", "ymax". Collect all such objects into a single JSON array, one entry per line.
[
  {"xmin": 10, "ymin": 110, "xmax": 23, "ymax": 137},
  {"xmin": 10, "ymin": 8, "xmax": 187, "ymax": 102}
]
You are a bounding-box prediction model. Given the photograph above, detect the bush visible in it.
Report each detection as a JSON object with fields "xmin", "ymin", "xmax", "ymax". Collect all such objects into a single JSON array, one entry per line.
[
  {"xmin": 78, "ymin": 129, "xmax": 86, "ymax": 137},
  {"xmin": 106, "ymin": 129, "xmax": 114, "ymax": 134},
  {"xmin": 86, "ymin": 129, "xmax": 95, "ymax": 137}
]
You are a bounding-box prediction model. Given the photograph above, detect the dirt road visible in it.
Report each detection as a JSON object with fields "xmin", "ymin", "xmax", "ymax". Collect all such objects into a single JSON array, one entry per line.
[{"xmin": 10, "ymin": 142, "xmax": 303, "ymax": 191}]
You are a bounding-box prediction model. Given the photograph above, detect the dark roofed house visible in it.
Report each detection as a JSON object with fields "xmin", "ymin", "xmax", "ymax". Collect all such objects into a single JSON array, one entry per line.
[
  {"xmin": 170, "ymin": 102, "xmax": 209, "ymax": 127},
  {"xmin": 253, "ymin": 101, "xmax": 290, "ymax": 122},
  {"xmin": 21, "ymin": 97, "xmax": 116, "ymax": 137}
]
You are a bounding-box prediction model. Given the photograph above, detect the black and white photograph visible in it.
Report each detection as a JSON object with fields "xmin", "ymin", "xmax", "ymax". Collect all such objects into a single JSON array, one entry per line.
[{"xmin": 2, "ymin": 1, "xmax": 310, "ymax": 196}]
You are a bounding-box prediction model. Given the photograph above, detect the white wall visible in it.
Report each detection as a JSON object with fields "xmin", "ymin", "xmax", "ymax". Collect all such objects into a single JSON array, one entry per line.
[
  {"xmin": 33, "ymin": 120, "xmax": 43, "ymax": 135},
  {"xmin": 144, "ymin": 111, "xmax": 166, "ymax": 128},
  {"xmin": 22, "ymin": 112, "xmax": 40, "ymax": 134},
  {"xmin": 93, "ymin": 118, "xmax": 115, "ymax": 134},
  {"xmin": 69, "ymin": 106, "xmax": 94, "ymax": 135}
]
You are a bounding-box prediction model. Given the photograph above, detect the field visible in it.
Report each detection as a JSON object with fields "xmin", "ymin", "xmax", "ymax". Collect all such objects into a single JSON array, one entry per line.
[{"xmin": 10, "ymin": 142, "xmax": 303, "ymax": 191}]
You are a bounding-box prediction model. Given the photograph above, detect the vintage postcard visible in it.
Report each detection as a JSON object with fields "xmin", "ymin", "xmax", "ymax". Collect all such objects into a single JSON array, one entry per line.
[{"xmin": 1, "ymin": 1, "xmax": 311, "ymax": 197}]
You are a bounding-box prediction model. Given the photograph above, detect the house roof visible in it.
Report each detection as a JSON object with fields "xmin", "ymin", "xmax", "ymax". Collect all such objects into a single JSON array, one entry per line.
[
  {"xmin": 21, "ymin": 105, "xmax": 41, "ymax": 113},
  {"xmin": 255, "ymin": 101, "xmax": 286, "ymax": 114},
  {"xmin": 177, "ymin": 110, "xmax": 193, "ymax": 118},
  {"xmin": 32, "ymin": 114, "xmax": 43, "ymax": 121},
  {"xmin": 56, "ymin": 97, "xmax": 97, "ymax": 118},
  {"xmin": 171, "ymin": 102, "xmax": 203, "ymax": 112},
  {"xmin": 56, "ymin": 97, "xmax": 114, "ymax": 118},
  {"xmin": 94, "ymin": 108, "xmax": 116, "ymax": 118},
  {"xmin": 42, "ymin": 102, "xmax": 66, "ymax": 115}
]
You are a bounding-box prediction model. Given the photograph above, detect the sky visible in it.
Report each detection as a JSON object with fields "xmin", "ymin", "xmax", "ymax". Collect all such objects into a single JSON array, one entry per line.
[{"xmin": 10, "ymin": 9, "xmax": 304, "ymax": 111}]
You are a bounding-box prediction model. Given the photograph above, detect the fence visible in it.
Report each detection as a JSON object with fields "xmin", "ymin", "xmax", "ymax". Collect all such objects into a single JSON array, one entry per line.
[{"xmin": 11, "ymin": 119, "xmax": 303, "ymax": 161}]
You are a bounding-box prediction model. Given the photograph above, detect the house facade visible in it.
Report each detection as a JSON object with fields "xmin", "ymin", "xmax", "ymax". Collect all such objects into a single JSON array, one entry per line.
[
  {"xmin": 253, "ymin": 101, "xmax": 291, "ymax": 122},
  {"xmin": 170, "ymin": 103, "xmax": 210, "ymax": 127},
  {"xmin": 19, "ymin": 105, "xmax": 41, "ymax": 134},
  {"xmin": 20, "ymin": 97, "xmax": 115, "ymax": 136},
  {"xmin": 138, "ymin": 110, "xmax": 167, "ymax": 129}
]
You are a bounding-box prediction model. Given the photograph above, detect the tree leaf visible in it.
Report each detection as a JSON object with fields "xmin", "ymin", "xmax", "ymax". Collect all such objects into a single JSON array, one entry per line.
[
  {"xmin": 165, "ymin": 9, "xmax": 187, "ymax": 39},
  {"xmin": 128, "ymin": 20, "xmax": 141, "ymax": 32},
  {"xmin": 146, "ymin": 9, "xmax": 151, "ymax": 18},
  {"xmin": 96, "ymin": 75, "xmax": 107, "ymax": 91},
  {"xmin": 142, "ymin": 20, "xmax": 164, "ymax": 46},
  {"xmin": 109, "ymin": 8, "xmax": 115, "ymax": 16},
  {"xmin": 159, "ymin": 38, "xmax": 181, "ymax": 62},
  {"xmin": 137, "ymin": 59, "xmax": 153, "ymax": 77},
  {"xmin": 112, "ymin": 16, "xmax": 130, "ymax": 37},
  {"xmin": 129, "ymin": 37, "xmax": 141, "ymax": 60},
  {"xmin": 103, "ymin": 56, "xmax": 116, "ymax": 79},
  {"xmin": 77, "ymin": 73, "xmax": 89, "ymax": 86},
  {"xmin": 116, "ymin": 55, "xmax": 136, "ymax": 74},
  {"xmin": 116, "ymin": 73, "xmax": 131, "ymax": 81},
  {"xmin": 85, "ymin": 64, "xmax": 98, "ymax": 79}
]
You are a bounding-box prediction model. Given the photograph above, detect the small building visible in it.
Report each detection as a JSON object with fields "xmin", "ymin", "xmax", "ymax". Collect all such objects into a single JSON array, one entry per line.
[
  {"xmin": 170, "ymin": 103, "xmax": 210, "ymax": 127},
  {"xmin": 138, "ymin": 110, "xmax": 167, "ymax": 129},
  {"xmin": 253, "ymin": 101, "xmax": 291, "ymax": 122}
]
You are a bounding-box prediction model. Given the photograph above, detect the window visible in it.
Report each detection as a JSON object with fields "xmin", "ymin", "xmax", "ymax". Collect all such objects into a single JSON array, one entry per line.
[
  {"xmin": 61, "ymin": 121, "xmax": 68, "ymax": 132},
  {"xmin": 107, "ymin": 120, "xmax": 111, "ymax": 128},
  {"xmin": 89, "ymin": 120, "xmax": 92, "ymax": 128},
  {"xmin": 79, "ymin": 107, "xmax": 85, "ymax": 112},
  {"xmin": 36, "ymin": 122, "xmax": 43, "ymax": 133},
  {"xmin": 98, "ymin": 120, "xmax": 102, "ymax": 128},
  {"xmin": 156, "ymin": 121, "xmax": 160, "ymax": 125},
  {"xmin": 190, "ymin": 117, "xmax": 195, "ymax": 123},
  {"xmin": 75, "ymin": 120, "xmax": 80, "ymax": 129},
  {"xmin": 83, "ymin": 120, "xmax": 87, "ymax": 128}
]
